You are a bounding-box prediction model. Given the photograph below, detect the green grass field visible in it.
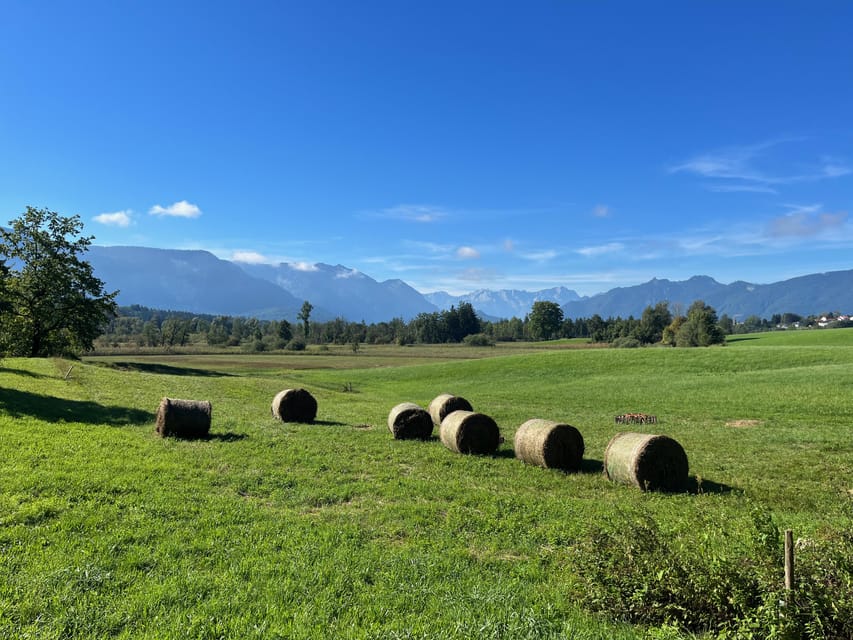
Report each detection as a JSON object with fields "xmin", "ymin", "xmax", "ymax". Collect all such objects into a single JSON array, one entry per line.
[{"xmin": 2, "ymin": 330, "xmax": 852, "ymax": 639}]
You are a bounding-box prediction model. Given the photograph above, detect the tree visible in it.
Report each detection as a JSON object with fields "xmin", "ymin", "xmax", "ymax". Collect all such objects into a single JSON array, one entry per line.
[
  {"xmin": 662, "ymin": 315, "xmax": 685, "ymax": 346},
  {"xmin": 587, "ymin": 314, "xmax": 607, "ymax": 343},
  {"xmin": 207, "ymin": 317, "xmax": 230, "ymax": 346},
  {"xmin": 675, "ymin": 300, "xmax": 726, "ymax": 347},
  {"xmin": 160, "ymin": 317, "xmax": 191, "ymax": 347},
  {"xmin": 298, "ymin": 300, "xmax": 313, "ymax": 340},
  {"xmin": 634, "ymin": 301, "xmax": 672, "ymax": 344},
  {"xmin": 456, "ymin": 301, "xmax": 481, "ymax": 340},
  {"xmin": 141, "ymin": 320, "xmax": 160, "ymax": 347},
  {"xmin": 528, "ymin": 301, "xmax": 564, "ymax": 341},
  {"xmin": 718, "ymin": 314, "xmax": 735, "ymax": 335},
  {"xmin": 0, "ymin": 206, "xmax": 118, "ymax": 356},
  {"xmin": 277, "ymin": 319, "xmax": 293, "ymax": 344}
]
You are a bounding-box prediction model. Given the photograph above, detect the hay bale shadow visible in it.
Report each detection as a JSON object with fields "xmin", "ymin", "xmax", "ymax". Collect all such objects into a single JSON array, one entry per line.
[
  {"xmin": 686, "ymin": 476, "xmax": 736, "ymax": 495},
  {"xmin": 313, "ymin": 420, "xmax": 349, "ymax": 427},
  {"xmin": 0, "ymin": 388, "xmax": 152, "ymax": 426},
  {"xmin": 581, "ymin": 458, "xmax": 604, "ymax": 474},
  {"xmin": 169, "ymin": 432, "xmax": 247, "ymax": 442}
]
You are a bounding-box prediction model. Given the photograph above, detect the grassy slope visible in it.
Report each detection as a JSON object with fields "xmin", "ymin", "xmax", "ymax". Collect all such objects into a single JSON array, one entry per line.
[{"xmin": 2, "ymin": 330, "xmax": 852, "ymax": 638}]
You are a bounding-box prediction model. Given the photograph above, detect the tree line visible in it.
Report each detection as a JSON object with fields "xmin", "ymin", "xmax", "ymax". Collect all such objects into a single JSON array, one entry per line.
[{"xmin": 95, "ymin": 298, "xmax": 845, "ymax": 353}]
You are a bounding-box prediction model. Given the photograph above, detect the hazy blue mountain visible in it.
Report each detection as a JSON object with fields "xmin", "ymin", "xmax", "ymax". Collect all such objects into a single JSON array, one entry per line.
[
  {"xmin": 424, "ymin": 286, "xmax": 582, "ymax": 319},
  {"xmin": 86, "ymin": 246, "xmax": 306, "ymax": 320},
  {"xmin": 236, "ymin": 261, "xmax": 438, "ymax": 323},
  {"xmin": 84, "ymin": 245, "xmax": 853, "ymax": 323},
  {"xmin": 561, "ymin": 272, "xmax": 853, "ymax": 319}
]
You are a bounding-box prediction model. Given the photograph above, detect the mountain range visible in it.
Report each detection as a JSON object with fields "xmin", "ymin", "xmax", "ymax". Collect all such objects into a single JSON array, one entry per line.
[{"xmin": 85, "ymin": 245, "xmax": 853, "ymax": 323}]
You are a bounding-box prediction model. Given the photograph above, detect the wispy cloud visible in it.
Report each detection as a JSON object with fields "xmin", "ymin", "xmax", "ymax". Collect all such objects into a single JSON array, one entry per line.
[
  {"xmin": 403, "ymin": 240, "xmax": 455, "ymax": 255},
  {"xmin": 819, "ymin": 156, "xmax": 852, "ymax": 178},
  {"xmin": 707, "ymin": 184, "xmax": 778, "ymax": 194},
  {"xmin": 521, "ymin": 249, "xmax": 558, "ymax": 262},
  {"xmin": 93, "ymin": 210, "xmax": 132, "ymax": 227},
  {"xmin": 675, "ymin": 234, "xmax": 727, "ymax": 254},
  {"xmin": 373, "ymin": 204, "xmax": 448, "ymax": 223},
  {"xmin": 149, "ymin": 200, "xmax": 202, "ymax": 218},
  {"xmin": 457, "ymin": 267, "xmax": 498, "ymax": 282},
  {"xmin": 576, "ymin": 242, "xmax": 624, "ymax": 257},
  {"xmin": 456, "ymin": 246, "xmax": 480, "ymax": 259},
  {"xmin": 592, "ymin": 204, "xmax": 611, "ymax": 218},
  {"xmin": 670, "ymin": 139, "xmax": 851, "ymax": 191},
  {"xmin": 231, "ymin": 250, "xmax": 274, "ymax": 264},
  {"xmin": 768, "ymin": 208, "xmax": 848, "ymax": 238}
]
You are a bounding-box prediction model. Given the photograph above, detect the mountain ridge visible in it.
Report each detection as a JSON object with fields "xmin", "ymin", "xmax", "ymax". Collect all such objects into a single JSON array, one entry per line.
[{"xmin": 85, "ymin": 244, "xmax": 853, "ymax": 322}]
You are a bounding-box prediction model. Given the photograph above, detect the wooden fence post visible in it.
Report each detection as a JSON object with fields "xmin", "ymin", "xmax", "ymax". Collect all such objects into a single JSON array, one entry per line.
[{"xmin": 784, "ymin": 529, "xmax": 794, "ymax": 591}]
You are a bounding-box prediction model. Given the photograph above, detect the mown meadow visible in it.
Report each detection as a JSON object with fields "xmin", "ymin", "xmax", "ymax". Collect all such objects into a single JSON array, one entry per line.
[{"xmin": 1, "ymin": 331, "xmax": 852, "ymax": 639}]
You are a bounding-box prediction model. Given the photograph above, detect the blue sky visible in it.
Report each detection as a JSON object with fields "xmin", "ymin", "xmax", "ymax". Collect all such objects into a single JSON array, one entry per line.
[{"xmin": 2, "ymin": 1, "xmax": 851, "ymax": 296}]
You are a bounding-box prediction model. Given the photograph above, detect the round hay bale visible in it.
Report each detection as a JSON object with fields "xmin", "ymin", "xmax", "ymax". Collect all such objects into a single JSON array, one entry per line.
[
  {"xmin": 271, "ymin": 388, "xmax": 317, "ymax": 423},
  {"xmin": 428, "ymin": 393, "xmax": 473, "ymax": 425},
  {"xmin": 156, "ymin": 398, "xmax": 212, "ymax": 438},
  {"xmin": 514, "ymin": 419, "xmax": 585, "ymax": 471},
  {"xmin": 440, "ymin": 410, "xmax": 500, "ymax": 455},
  {"xmin": 387, "ymin": 402, "xmax": 433, "ymax": 440},
  {"xmin": 603, "ymin": 432, "xmax": 689, "ymax": 492}
]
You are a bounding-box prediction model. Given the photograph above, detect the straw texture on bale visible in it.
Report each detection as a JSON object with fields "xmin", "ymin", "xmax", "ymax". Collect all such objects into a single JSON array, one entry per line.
[
  {"xmin": 271, "ymin": 388, "xmax": 317, "ymax": 423},
  {"xmin": 514, "ymin": 419, "xmax": 585, "ymax": 471},
  {"xmin": 440, "ymin": 410, "xmax": 500, "ymax": 455},
  {"xmin": 387, "ymin": 402, "xmax": 433, "ymax": 440},
  {"xmin": 428, "ymin": 393, "xmax": 473, "ymax": 425},
  {"xmin": 603, "ymin": 432, "xmax": 689, "ymax": 492},
  {"xmin": 156, "ymin": 398, "xmax": 212, "ymax": 438}
]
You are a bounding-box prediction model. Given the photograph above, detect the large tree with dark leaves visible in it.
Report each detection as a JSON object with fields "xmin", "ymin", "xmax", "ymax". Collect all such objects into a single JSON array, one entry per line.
[{"xmin": 0, "ymin": 206, "xmax": 118, "ymax": 357}]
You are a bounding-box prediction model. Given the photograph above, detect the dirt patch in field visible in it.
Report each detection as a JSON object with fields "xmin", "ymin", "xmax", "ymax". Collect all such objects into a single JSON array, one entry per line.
[{"xmin": 725, "ymin": 419, "xmax": 763, "ymax": 428}]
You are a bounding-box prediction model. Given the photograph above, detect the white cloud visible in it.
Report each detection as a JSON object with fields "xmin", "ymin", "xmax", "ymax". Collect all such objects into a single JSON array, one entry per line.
[
  {"xmin": 576, "ymin": 242, "xmax": 624, "ymax": 257},
  {"xmin": 456, "ymin": 246, "xmax": 480, "ymax": 259},
  {"xmin": 335, "ymin": 268, "xmax": 360, "ymax": 279},
  {"xmin": 503, "ymin": 238, "xmax": 515, "ymax": 252},
  {"xmin": 231, "ymin": 250, "xmax": 273, "ymax": 264},
  {"xmin": 149, "ymin": 200, "xmax": 202, "ymax": 218},
  {"xmin": 93, "ymin": 210, "xmax": 132, "ymax": 227},
  {"xmin": 291, "ymin": 261, "xmax": 318, "ymax": 272},
  {"xmin": 592, "ymin": 204, "xmax": 611, "ymax": 218}
]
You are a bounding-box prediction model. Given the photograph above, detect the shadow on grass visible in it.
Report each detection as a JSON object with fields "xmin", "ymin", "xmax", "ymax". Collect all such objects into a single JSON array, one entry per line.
[
  {"xmin": 581, "ymin": 458, "xmax": 604, "ymax": 474},
  {"xmin": 312, "ymin": 420, "xmax": 350, "ymax": 427},
  {"xmin": 162, "ymin": 432, "xmax": 248, "ymax": 442},
  {"xmin": 0, "ymin": 387, "xmax": 152, "ymax": 425},
  {"xmin": 0, "ymin": 366, "xmax": 51, "ymax": 379},
  {"xmin": 101, "ymin": 362, "xmax": 235, "ymax": 377},
  {"xmin": 686, "ymin": 476, "xmax": 736, "ymax": 495}
]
